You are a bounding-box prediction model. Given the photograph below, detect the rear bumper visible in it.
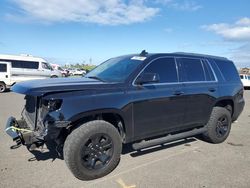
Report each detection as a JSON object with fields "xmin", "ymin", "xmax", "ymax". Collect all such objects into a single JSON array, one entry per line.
[{"xmin": 233, "ymin": 98, "xmax": 245, "ymax": 121}]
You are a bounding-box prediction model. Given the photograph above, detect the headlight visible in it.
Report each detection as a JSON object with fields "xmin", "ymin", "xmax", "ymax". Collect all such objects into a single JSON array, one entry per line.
[{"xmin": 47, "ymin": 99, "xmax": 62, "ymax": 112}]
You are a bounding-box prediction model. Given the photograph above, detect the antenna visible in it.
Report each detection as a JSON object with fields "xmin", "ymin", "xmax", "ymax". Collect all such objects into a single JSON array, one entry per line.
[{"xmin": 140, "ymin": 50, "xmax": 148, "ymax": 56}]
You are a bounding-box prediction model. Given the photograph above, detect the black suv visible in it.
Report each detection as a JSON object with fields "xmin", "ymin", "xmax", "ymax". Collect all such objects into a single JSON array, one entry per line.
[{"xmin": 5, "ymin": 51, "xmax": 244, "ymax": 180}]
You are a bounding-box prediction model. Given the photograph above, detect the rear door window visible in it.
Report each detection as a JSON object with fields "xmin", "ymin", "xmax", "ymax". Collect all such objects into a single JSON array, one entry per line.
[
  {"xmin": 142, "ymin": 57, "xmax": 178, "ymax": 83},
  {"xmin": 177, "ymin": 58, "xmax": 205, "ymax": 82},
  {"xmin": 11, "ymin": 61, "xmax": 22, "ymax": 68},
  {"xmin": 0, "ymin": 63, "xmax": 7, "ymax": 72}
]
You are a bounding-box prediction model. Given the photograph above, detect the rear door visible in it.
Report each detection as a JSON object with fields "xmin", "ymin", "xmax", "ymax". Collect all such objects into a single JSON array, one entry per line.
[
  {"xmin": 0, "ymin": 62, "xmax": 10, "ymax": 85},
  {"xmin": 176, "ymin": 57, "xmax": 218, "ymax": 128},
  {"xmin": 132, "ymin": 57, "xmax": 186, "ymax": 139}
]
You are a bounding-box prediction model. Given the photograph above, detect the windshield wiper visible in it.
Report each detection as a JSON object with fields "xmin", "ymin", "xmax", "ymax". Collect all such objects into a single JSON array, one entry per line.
[{"xmin": 85, "ymin": 76, "xmax": 106, "ymax": 82}]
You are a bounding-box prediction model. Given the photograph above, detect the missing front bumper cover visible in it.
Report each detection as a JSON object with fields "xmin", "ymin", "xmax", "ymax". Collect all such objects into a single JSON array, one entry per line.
[{"xmin": 5, "ymin": 116, "xmax": 38, "ymax": 145}]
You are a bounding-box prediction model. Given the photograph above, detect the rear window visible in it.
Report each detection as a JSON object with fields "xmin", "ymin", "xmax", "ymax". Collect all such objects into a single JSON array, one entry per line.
[
  {"xmin": 11, "ymin": 60, "xmax": 39, "ymax": 69},
  {"xmin": 214, "ymin": 59, "xmax": 240, "ymax": 82},
  {"xmin": 177, "ymin": 58, "xmax": 205, "ymax": 82},
  {"xmin": 0, "ymin": 63, "xmax": 7, "ymax": 72}
]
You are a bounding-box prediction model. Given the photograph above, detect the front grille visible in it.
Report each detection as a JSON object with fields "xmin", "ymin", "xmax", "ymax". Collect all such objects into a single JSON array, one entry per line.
[{"xmin": 22, "ymin": 95, "xmax": 37, "ymax": 129}]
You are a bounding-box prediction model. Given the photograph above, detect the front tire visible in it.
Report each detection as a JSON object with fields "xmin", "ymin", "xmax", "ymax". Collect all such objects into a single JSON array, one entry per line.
[
  {"xmin": 203, "ymin": 107, "xmax": 232, "ymax": 144},
  {"xmin": 63, "ymin": 120, "xmax": 122, "ymax": 180}
]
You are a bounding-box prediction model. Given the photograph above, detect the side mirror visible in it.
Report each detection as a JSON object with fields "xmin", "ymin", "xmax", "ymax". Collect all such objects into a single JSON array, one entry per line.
[{"xmin": 135, "ymin": 73, "xmax": 160, "ymax": 85}]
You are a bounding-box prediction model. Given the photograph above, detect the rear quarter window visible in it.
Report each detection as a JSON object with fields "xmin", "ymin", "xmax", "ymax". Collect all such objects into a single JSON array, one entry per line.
[
  {"xmin": 214, "ymin": 59, "xmax": 240, "ymax": 82},
  {"xmin": 12, "ymin": 60, "xmax": 39, "ymax": 69}
]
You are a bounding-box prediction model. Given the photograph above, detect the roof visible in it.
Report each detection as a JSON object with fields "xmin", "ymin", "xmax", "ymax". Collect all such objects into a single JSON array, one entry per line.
[{"xmin": 0, "ymin": 54, "xmax": 46, "ymax": 62}]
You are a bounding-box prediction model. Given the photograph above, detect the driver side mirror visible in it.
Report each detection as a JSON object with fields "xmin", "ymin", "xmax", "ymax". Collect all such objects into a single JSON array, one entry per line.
[{"xmin": 135, "ymin": 72, "xmax": 160, "ymax": 85}]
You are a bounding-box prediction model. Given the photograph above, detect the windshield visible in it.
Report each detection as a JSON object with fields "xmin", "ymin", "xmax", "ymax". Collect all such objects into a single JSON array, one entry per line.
[{"xmin": 85, "ymin": 56, "xmax": 145, "ymax": 82}]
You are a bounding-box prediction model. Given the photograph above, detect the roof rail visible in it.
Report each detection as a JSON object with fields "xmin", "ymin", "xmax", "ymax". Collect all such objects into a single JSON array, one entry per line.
[
  {"xmin": 20, "ymin": 54, "xmax": 33, "ymax": 57},
  {"xmin": 173, "ymin": 52, "xmax": 228, "ymax": 60}
]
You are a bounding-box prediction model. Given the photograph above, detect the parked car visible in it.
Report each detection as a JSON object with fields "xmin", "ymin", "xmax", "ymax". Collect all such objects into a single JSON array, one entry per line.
[
  {"xmin": 73, "ymin": 69, "xmax": 86, "ymax": 76},
  {"xmin": 240, "ymin": 74, "xmax": 250, "ymax": 88},
  {"xmin": 0, "ymin": 54, "xmax": 62, "ymax": 92},
  {"xmin": 51, "ymin": 64, "xmax": 69, "ymax": 77},
  {"xmin": 5, "ymin": 51, "xmax": 244, "ymax": 180}
]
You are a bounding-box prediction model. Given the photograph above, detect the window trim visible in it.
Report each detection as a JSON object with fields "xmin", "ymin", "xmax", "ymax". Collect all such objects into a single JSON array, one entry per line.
[
  {"xmin": 203, "ymin": 59, "xmax": 218, "ymax": 82},
  {"xmin": 132, "ymin": 56, "xmax": 179, "ymax": 86},
  {"xmin": 132, "ymin": 56, "xmax": 218, "ymax": 87}
]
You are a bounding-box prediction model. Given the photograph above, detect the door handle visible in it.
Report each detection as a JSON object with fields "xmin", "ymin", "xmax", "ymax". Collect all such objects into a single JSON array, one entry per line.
[
  {"xmin": 5, "ymin": 75, "xmax": 8, "ymax": 78},
  {"xmin": 208, "ymin": 88, "xmax": 216, "ymax": 92},
  {"xmin": 173, "ymin": 91, "xmax": 184, "ymax": 96}
]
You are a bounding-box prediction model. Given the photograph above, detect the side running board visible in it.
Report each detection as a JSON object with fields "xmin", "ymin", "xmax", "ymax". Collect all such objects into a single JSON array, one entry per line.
[{"xmin": 132, "ymin": 127, "xmax": 207, "ymax": 150}]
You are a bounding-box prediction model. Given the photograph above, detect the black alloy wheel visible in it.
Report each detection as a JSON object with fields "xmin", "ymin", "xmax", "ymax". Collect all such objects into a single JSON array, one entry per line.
[
  {"xmin": 216, "ymin": 116, "xmax": 229, "ymax": 138},
  {"xmin": 81, "ymin": 133, "xmax": 113, "ymax": 170}
]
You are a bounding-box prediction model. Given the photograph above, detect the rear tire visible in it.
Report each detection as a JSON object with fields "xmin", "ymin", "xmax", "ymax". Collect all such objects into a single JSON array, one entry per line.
[
  {"xmin": 51, "ymin": 75, "xmax": 58, "ymax": 78},
  {"xmin": 0, "ymin": 82, "xmax": 6, "ymax": 93},
  {"xmin": 63, "ymin": 120, "xmax": 122, "ymax": 180},
  {"xmin": 203, "ymin": 107, "xmax": 232, "ymax": 144}
]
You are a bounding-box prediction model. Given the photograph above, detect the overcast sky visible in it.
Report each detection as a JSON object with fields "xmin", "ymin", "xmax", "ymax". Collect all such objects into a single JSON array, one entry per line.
[{"xmin": 0, "ymin": 0, "xmax": 250, "ymax": 67}]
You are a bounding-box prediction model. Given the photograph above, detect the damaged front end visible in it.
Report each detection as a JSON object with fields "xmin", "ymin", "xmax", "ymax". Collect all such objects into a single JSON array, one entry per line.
[{"xmin": 5, "ymin": 95, "xmax": 70, "ymax": 150}]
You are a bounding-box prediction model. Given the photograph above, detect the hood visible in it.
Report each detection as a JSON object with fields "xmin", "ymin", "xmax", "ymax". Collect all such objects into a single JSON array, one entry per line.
[{"xmin": 11, "ymin": 77, "xmax": 119, "ymax": 96}]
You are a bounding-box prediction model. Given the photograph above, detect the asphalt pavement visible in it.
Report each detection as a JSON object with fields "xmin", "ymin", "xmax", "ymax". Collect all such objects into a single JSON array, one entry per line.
[{"xmin": 0, "ymin": 91, "xmax": 250, "ymax": 188}]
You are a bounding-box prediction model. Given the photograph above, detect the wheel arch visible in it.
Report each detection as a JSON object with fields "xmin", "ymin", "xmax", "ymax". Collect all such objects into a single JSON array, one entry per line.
[
  {"xmin": 214, "ymin": 97, "xmax": 234, "ymax": 116},
  {"xmin": 68, "ymin": 109, "xmax": 127, "ymax": 143}
]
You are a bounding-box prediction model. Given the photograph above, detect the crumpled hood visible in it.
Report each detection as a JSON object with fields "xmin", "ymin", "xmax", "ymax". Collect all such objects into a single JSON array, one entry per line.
[{"xmin": 11, "ymin": 77, "xmax": 118, "ymax": 96}]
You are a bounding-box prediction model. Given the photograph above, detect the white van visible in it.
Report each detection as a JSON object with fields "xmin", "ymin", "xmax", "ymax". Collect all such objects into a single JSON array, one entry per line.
[
  {"xmin": 240, "ymin": 74, "xmax": 250, "ymax": 88},
  {"xmin": 0, "ymin": 54, "xmax": 62, "ymax": 92}
]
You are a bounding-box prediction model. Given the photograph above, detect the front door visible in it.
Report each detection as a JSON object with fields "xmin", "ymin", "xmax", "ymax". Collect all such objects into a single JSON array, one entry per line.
[
  {"xmin": 39, "ymin": 62, "xmax": 52, "ymax": 77},
  {"xmin": 131, "ymin": 57, "xmax": 187, "ymax": 140}
]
